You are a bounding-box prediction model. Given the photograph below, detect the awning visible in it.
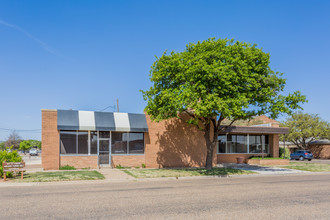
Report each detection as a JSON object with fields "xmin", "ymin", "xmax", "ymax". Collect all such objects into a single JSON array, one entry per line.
[{"xmin": 57, "ymin": 110, "xmax": 148, "ymax": 132}]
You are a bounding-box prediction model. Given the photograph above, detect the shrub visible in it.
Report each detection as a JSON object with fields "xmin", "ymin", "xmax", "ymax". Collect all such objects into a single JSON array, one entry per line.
[
  {"xmin": 60, "ymin": 165, "xmax": 76, "ymax": 170},
  {"xmin": 279, "ymin": 147, "xmax": 290, "ymax": 159},
  {"xmin": 141, "ymin": 163, "xmax": 146, "ymax": 168},
  {"xmin": 0, "ymin": 147, "xmax": 22, "ymax": 177}
]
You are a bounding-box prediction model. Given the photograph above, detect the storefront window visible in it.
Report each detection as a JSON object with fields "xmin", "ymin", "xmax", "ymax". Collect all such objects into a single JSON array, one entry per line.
[
  {"xmin": 90, "ymin": 131, "xmax": 98, "ymax": 154},
  {"xmin": 111, "ymin": 132, "xmax": 128, "ymax": 154},
  {"xmin": 78, "ymin": 131, "xmax": 88, "ymax": 154},
  {"xmin": 60, "ymin": 131, "xmax": 77, "ymax": 154},
  {"xmin": 129, "ymin": 133, "xmax": 144, "ymax": 154}
]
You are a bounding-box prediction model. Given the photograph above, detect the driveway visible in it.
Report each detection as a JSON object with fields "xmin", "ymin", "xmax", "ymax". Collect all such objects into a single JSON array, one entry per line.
[
  {"xmin": 0, "ymin": 174, "xmax": 329, "ymax": 219},
  {"xmin": 222, "ymin": 163, "xmax": 310, "ymax": 175}
]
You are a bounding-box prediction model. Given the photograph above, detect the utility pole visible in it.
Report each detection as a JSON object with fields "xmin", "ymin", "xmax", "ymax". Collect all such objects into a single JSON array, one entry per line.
[{"xmin": 117, "ymin": 98, "xmax": 119, "ymax": 112}]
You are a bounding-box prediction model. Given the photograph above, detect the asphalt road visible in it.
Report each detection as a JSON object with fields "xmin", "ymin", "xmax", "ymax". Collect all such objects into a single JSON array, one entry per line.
[{"xmin": 1, "ymin": 174, "xmax": 330, "ymax": 220}]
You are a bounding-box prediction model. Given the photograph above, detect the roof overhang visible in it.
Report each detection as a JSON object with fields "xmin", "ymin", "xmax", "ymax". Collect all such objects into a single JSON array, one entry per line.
[{"xmin": 219, "ymin": 125, "xmax": 289, "ymax": 134}]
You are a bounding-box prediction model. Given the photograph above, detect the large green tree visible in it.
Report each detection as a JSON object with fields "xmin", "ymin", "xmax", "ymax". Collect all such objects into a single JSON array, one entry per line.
[
  {"xmin": 281, "ymin": 112, "xmax": 330, "ymax": 149},
  {"xmin": 19, "ymin": 140, "xmax": 32, "ymax": 152},
  {"xmin": 142, "ymin": 38, "xmax": 306, "ymax": 169}
]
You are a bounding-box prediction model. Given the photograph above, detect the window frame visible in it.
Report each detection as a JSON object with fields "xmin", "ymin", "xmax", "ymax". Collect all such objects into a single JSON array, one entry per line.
[
  {"xmin": 60, "ymin": 130, "xmax": 145, "ymax": 156},
  {"xmin": 217, "ymin": 134, "xmax": 270, "ymax": 154}
]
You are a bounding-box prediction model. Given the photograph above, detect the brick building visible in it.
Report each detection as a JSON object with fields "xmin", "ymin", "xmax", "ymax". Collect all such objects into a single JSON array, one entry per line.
[{"xmin": 42, "ymin": 109, "xmax": 288, "ymax": 170}]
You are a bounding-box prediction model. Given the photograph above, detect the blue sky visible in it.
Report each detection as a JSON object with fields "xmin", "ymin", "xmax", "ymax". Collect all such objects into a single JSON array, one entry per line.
[{"xmin": 0, "ymin": 0, "xmax": 329, "ymax": 140}]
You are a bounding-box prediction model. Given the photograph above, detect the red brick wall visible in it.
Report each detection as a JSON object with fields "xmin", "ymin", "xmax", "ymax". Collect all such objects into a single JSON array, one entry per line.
[
  {"xmin": 145, "ymin": 114, "xmax": 217, "ymax": 168},
  {"xmin": 217, "ymin": 154, "xmax": 268, "ymax": 163},
  {"xmin": 60, "ymin": 156, "xmax": 98, "ymax": 169},
  {"xmin": 308, "ymin": 145, "xmax": 330, "ymax": 159},
  {"xmin": 112, "ymin": 155, "xmax": 145, "ymax": 167},
  {"xmin": 270, "ymin": 134, "xmax": 279, "ymax": 157},
  {"xmin": 42, "ymin": 110, "xmax": 60, "ymax": 170}
]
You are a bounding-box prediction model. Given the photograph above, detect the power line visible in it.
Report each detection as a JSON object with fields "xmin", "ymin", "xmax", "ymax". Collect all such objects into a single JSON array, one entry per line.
[
  {"xmin": 0, "ymin": 127, "xmax": 41, "ymax": 133},
  {"xmin": 99, "ymin": 104, "xmax": 116, "ymax": 112}
]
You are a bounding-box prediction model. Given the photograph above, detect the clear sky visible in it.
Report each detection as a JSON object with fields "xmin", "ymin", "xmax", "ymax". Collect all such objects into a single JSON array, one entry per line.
[{"xmin": 0, "ymin": 0, "xmax": 329, "ymax": 140}]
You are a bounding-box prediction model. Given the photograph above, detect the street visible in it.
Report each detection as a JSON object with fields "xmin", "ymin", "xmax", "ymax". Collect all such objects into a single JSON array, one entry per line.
[{"xmin": 0, "ymin": 174, "xmax": 330, "ymax": 219}]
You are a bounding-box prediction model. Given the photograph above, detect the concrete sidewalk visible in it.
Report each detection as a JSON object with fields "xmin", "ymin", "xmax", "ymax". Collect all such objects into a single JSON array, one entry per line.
[
  {"xmin": 98, "ymin": 168, "xmax": 136, "ymax": 181},
  {"xmin": 222, "ymin": 163, "xmax": 311, "ymax": 174}
]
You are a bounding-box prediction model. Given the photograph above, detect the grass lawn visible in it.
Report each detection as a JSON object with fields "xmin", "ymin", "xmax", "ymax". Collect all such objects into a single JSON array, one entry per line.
[
  {"xmin": 283, "ymin": 162, "xmax": 330, "ymax": 172},
  {"xmin": 250, "ymin": 157, "xmax": 289, "ymax": 160},
  {"xmin": 123, "ymin": 168, "xmax": 255, "ymax": 178},
  {"xmin": 14, "ymin": 170, "xmax": 105, "ymax": 182}
]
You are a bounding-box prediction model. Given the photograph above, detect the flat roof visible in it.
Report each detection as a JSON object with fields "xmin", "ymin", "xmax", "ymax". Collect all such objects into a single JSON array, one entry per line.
[{"xmin": 219, "ymin": 125, "xmax": 289, "ymax": 134}]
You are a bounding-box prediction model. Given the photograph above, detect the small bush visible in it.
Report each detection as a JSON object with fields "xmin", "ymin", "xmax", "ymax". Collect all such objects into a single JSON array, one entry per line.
[
  {"xmin": 116, "ymin": 164, "xmax": 123, "ymax": 169},
  {"xmin": 0, "ymin": 147, "xmax": 22, "ymax": 177},
  {"xmin": 279, "ymin": 147, "xmax": 290, "ymax": 159},
  {"xmin": 141, "ymin": 163, "xmax": 146, "ymax": 168},
  {"xmin": 135, "ymin": 166, "xmax": 140, "ymax": 169},
  {"xmin": 60, "ymin": 165, "xmax": 76, "ymax": 170}
]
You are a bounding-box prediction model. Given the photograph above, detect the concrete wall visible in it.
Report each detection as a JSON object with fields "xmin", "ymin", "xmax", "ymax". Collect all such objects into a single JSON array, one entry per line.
[{"xmin": 42, "ymin": 110, "xmax": 60, "ymax": 170}]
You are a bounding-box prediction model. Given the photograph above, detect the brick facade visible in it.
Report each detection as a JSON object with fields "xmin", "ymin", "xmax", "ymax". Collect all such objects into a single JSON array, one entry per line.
[
  {"xmin": 41, "ymin": 110, "xmax": 283, "ymax": 169},
  {"xmin": 270, "ymin": 134, "xmax": 279, "ymax": 157},
  {"xmin": 42, "ymin": 110, "xmax": 60, "ymax": 170},
  {"xmin": 112, "ymin": 155, "xmax": 145, "ymax": 167},
  {"xmin": 145, "ymin": 114, "xmax": 216, "ymax": 168},
  {"xmin": 60, "ymin": 156, "xmax": 98, "ymax": 169}
]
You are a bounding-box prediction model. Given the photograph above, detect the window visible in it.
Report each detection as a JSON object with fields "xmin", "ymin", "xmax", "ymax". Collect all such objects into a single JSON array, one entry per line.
[
  {"xmin": 218, "ymin": 134, "xmax": 269, "ymax": 154},
  {"xmin": 60, "ymin": 131, "xmax": 77, "ymax": 154},
  {"xmin": 60, "ymin": 131, "xmax": 92, "ymax": 155},
  {"xmin": 90, "ymin": 131, "xmax": 98, "ymax": 154},
  {"xmin": 129, "ymin": 133, "xmax": 144, "ymax": 154},
  {"xmin": 99, "ymin": 131, "xmax": 110, "ymax": 138},
  {"xmin": 60, "ymin": 131, "xmax": 145, "ymax": 155},
  {"xmin": 111, "ymin": 132, "xmax": 128, "ymax": 154},
  {"xmin": 227, "ymin": 135, "xmax": 248, "ymax": 153},
  {"xmin": 78, "ymin": 131, "xmax": 88, "ymax": 154},
  {"xmin": 218, "ymin": 135, "xmax": 226, "ymax": 153}
]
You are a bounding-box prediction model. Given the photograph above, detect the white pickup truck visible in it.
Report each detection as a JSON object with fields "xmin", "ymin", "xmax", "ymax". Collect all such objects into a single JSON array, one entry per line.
[{"xmin": 29, "ymin": 148, "xmax": 38, "ymax": 156}]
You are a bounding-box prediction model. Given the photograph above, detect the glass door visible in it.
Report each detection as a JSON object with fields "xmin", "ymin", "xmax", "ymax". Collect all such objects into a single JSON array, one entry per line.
[{"xmin": 99, "ymin": 139, "xmax": 110, "ymax": 165}]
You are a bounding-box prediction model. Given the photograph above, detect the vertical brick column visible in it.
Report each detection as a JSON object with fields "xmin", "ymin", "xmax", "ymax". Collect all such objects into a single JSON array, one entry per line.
[
  {"xmin": 270, "ymin": 134, "xmax": 279, "ymax": 157},
  {"xmin": 42, "ymin": 110, "xmax": 60, "ymax": 170}
]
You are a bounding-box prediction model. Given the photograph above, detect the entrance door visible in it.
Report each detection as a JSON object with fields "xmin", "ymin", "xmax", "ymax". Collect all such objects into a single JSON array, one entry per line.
[{"xmin": 99, "ymin": 139, "xmax": 110, "ymax": 165}]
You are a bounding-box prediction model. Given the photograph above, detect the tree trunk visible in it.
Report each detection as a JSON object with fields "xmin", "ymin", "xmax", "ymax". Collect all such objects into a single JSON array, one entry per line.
[{"xmin": 204, "ymin": 123, "xmax": 217, "ymax": 170}]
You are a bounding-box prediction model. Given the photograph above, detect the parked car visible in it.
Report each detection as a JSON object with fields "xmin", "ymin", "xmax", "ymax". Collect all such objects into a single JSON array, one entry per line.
[
  {"xmin": 29, "ymin": 148, "xmax": 38, "ymax": 156},
  {"xmin": 290, "ymin": 150, "xmax": 313, "ymax": 161}
]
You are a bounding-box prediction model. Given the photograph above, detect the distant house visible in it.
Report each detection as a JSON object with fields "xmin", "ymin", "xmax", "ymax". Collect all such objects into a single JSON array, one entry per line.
[{"xmin": 280, "ymin": 139, "xmax": 330, "ymax": 159}]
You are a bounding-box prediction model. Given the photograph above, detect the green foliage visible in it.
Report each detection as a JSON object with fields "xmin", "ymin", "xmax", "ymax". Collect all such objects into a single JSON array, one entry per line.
[
  {"xmin": 59, "ymin": 165, "xmax": 76, "ymax": 170},
  {"xmin": 0, "ymin": 147, "xmax": 22, "ymax": 177},
  {"xmin": 279, "ymin": 147, "xmax": 290, "ymax": 159},
  {"xmin": 28, "ymin": 139, "xmax": 41, "ymax": 149},
  {"xmin": 0, "ymin": 142, "xmax": 5, "ymax": 151},
  {"xmin": 142, "ymin": 38, "xmax": 306, "ymax": 123},
  {"xmin": 115, "ymin": 164, "xmax": 130, "ymax": 169},
  {"xmin": 141, "ymin": 38, "xmax": 306, "ymax": 168},
  {"xmin": 19, "ymin": 140, "xmax": 32, "ymax": 152},
  {"xmin": 281, "ymin": 112, "xmax": 330, "ymax": 149},
  {"xmin": 141, "ymin": 163, "xmax": 146, "ymax": 168}
]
